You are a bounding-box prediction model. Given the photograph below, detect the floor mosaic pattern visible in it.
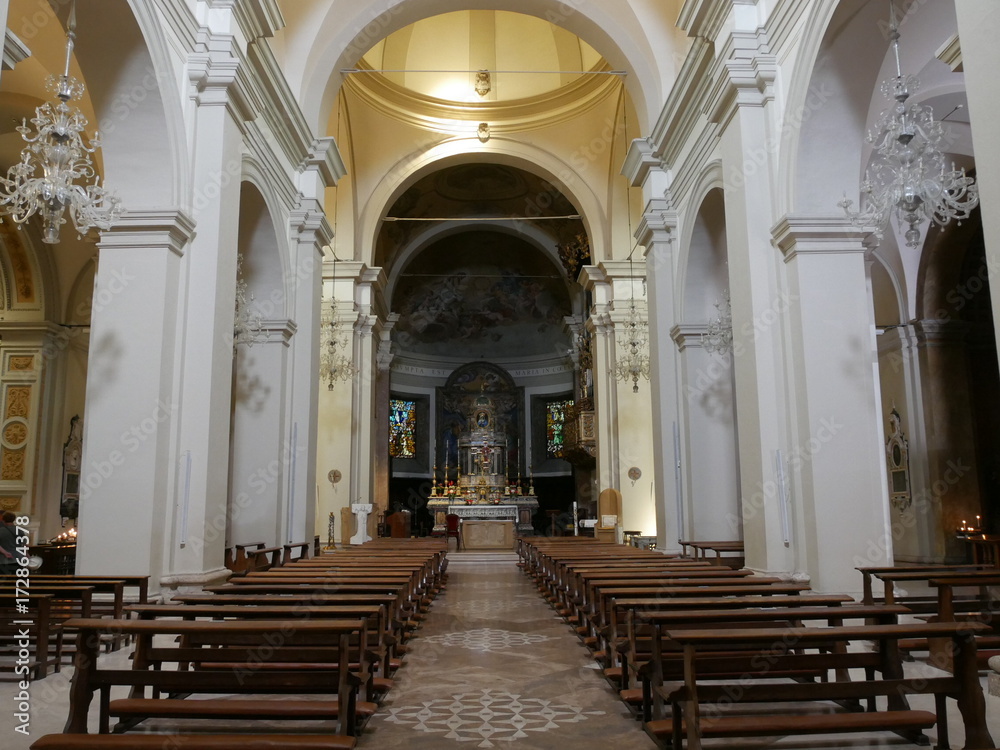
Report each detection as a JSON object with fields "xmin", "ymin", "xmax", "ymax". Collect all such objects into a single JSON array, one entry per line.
[
  {"xmin": 361, "ymin": 550, "xmax": 654, "ymax": 749},
  {"xmin": 384, "ymin": 687, "xmax": 604, "ymax": 748},
  {"xmin": 419, "ymin": 627, "xmax": 557, "ymax": 652}
]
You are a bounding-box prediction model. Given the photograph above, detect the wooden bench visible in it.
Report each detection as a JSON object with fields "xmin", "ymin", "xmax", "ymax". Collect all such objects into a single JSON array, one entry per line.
[
  {"xmin": 926, "ymin": 573, "xmax": 1000, "ymax": 671},
  {"xmin": 282, "ymin": 541, "xmax": 312, "ymax": 566},
  {"xmin": 127, "ymin": 602, "xmax": 398, "ymax": 697},
  {"xmin": 621, "ymin": 604, "xmax": 909, "ymax": 720},
  {"xmin": 678, "ymin": 540, "xmax": 745, "ymax": 568},
  {"xmin": 646, "ymin": 621, "xmax": 994, "ymax": 750},
  {"xmin": 30, "ymin": 617, "xmax": 367, "ymax": 748},
  {"xmin": 231, "ymin": 542, "xmax": 266, "ymax": 574}
]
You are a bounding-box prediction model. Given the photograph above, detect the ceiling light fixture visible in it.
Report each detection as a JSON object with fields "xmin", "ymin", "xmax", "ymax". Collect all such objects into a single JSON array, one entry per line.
[
  {"xmin": 839, "ymin": 0, "xmax": 978, "ymax": 248},
  {"xmin": 0, "ymin": 1, "xmax": 121, "ymax": 243}
]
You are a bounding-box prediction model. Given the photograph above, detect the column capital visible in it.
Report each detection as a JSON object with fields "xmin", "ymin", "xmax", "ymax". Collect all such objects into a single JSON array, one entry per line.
[
  {"xmin": 622, "ymin": 138, "xmax": 663, "ymax": 187},
  {"xmin": 289, "ymin": 203, "xmax": 333, "ymax": 249},
  {"xmin": 187, "ymin": 38, "xmax": 254, "ymax": 121},
  {"xmin": 914, "ymin": 318, "xmax": 974, "ymax": 346},
  {"xmin": 670, "ymin": 323, "xmax": 709, "ymax": 351},
  {"xmin": 636, "ymin": 200, "xmax": 678, "ymax": 250},
  {"xmin": 300, "ymin": 137, "xmax": 346, "ymax": 190},
  {"xmin": 258, "ymin": 318, "xmax": 296, "ymax": 346},
  {"xmin": 98, "ymin": 209, "xmax": 196, "ymax": 256},
  {"xmin": 706, "ymin": 29, "xmax": 777, "ymax": 126},
  {"xmin": 772, "ymin": 215, "xmax": 871, "ymax": 262}
]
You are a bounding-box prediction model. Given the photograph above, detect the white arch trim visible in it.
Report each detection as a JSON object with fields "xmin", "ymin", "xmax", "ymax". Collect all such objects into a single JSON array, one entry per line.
[
  {"xmin": 383, "ymin": 219, "xmax": 569, "ymax": 304},
  {"xmin": 357, "ymin": 135, "xmax": 609, "ymax": 267},
  {"xmin": 295, "ymin": 0, "xmax": 666, "ymax": 135},
  {"xmin": 675, "ymin": 160, "xmax": 725, "ymax": 323}
]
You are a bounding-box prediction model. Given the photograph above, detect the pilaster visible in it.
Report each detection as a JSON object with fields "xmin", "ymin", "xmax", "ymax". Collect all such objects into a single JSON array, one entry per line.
[
  {"xmin": 636, "ymin": 200, "xmax": 681, "ymax": 551},
  {"xmin": 773, "ymin": 216, "xmax": 892, "ymax": 591},
  {"xmin": 76, "ymin": 210, "xmax": 195, "ymax": 590}
]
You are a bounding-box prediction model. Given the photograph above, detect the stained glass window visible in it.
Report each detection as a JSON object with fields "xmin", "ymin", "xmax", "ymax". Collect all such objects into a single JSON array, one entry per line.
[
  {"xmin": 389, "ymin": 399, "xmax": 417, "ymax": 458},
  {"xmin": 545, "ymin": 399, "xmax": 573, "ymax": 459}
]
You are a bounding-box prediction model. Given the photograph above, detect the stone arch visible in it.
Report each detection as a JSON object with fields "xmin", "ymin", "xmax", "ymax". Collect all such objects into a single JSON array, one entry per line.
[
  {"xmin": 358, "ymin": 140, "xmax": 609, "ymax": 267},
  {"xmin": 73, "ymin": 0, "xmax": 184, "ymax": 208},
  {"xmin": 384, "ymin": 220, "xmax": 570, "ymax": 305},
  {"xmin": 675, "ymin": 172, "xmax": 739, "ymax": 543},
  {"xmin": 296, "ymin": 0, "xmax": 671, "ymax": 135},
  {"xmin": 676, "ymin": 161, "xmax": 726, "ymax": 321},
  {"xmin": 238, "ymin": 165, "xmax": 291, "ymax": 321},
  {"xmin": 784, "ymin": 0, "xmax": 969, "ymax": 223}
]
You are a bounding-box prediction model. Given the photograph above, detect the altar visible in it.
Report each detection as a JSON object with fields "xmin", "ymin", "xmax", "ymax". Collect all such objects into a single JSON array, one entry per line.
[
  {"xmin": 428, "ymin": 385, "xmax": 539, "ymax": 535},
  {"xmin": 427, "ymin": 498, "xmax": 538, "ymax": 535}
]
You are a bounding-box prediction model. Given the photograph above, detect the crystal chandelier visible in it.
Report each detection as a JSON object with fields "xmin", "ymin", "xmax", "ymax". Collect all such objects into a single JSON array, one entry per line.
[
  {"xmin": 319, "ymin": 280, "xmax": 359, "ymax": 390},
  {"xmin": 233, "ymin": 254, "xmax": 265, "ymax": 350},
  {"xmin": 0, "ymin": 2, "xmax": 121, "ymax": 244},
  {"xmin": 701, "ymin": 290, "xmax": 733, "ymax": 355},
  {"xmin": 612, "ymin": 260, "xmax": 650, "ymax": 393},
  {"xmin": 839, "ymin": 0, "xmax": 977, "ymax": 249}
]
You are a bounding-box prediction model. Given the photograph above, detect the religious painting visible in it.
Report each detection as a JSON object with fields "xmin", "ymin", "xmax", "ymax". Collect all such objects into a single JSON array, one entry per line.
[{"xmin": 392, "ymin": 231, "xmax": 572, "ymax": 359}]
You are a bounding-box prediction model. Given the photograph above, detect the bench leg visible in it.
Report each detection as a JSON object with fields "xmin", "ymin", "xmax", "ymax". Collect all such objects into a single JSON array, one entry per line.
[{"xmin": 935, "ymin": 693, "xmax": 950, "ymax": 750}]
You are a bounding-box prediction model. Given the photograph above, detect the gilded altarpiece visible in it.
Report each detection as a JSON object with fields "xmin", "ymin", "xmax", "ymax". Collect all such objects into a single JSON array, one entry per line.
[{"xmin": 0, "ymin": 351, "xmax": 40, "ymax": 513}]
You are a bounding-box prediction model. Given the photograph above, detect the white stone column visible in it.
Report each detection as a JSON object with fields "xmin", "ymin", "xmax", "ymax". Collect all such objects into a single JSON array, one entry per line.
[
  {"xmin": 579, "ymin": 267, "xmax": 619, "ymax": 497},
  {"xmin": 373, "ymin": 313, "xmax": 398, "ymax": 517},
  {"xmin": 591, "ymin": 261, "xmax": 658, "ymax": 537},
  {"xmin": 285, "ymin": 203, "xmax": 333, "ymax": 547},
  {"xmin": 228, "ymin": 321, "xmax": 294, "ymax": 546},
  {"xmin": 773, "ymin": 218, "xmax": 892, "ymax": 591},
  {"xmin": 638, "ymin": 207, "xmax": 681, "ymax": 551},
  {"xmin": 161, "ymin": 42, "xmax": 250, "ymax": 591},
  {"xmin": 76, "ymin": 210, "xmax": 194, "ymax": 584},
  {"xmin": 671, "ymin": 325, "xmax": 742, "ymax": 543},
  {"xmin": 711, "ymin": 28, "xmax": 794, "ymax": 578},
  {"xmin": 345, "ymin": 264, "xmax": 385, "ymax": 506},
  {"xmin": 954, "ymin": 2, "xmax": 1000, "ymax": 365}
]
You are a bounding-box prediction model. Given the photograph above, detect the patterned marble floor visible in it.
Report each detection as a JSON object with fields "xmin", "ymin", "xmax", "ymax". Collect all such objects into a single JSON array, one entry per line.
[{"xmin": 359, "ymin": 551, "xmax": 656, "ymax": 749}]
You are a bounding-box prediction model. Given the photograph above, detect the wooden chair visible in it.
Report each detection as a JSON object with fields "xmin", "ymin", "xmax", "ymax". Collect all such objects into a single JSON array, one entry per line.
[{"xmin": 445, "ymin": 514, "xmax": 461, "ymax": 550}]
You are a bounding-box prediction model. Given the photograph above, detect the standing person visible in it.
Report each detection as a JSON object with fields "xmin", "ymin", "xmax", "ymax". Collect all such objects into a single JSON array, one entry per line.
[{"xmin": 0, "ymin": 511, "xmax": 18, "ymax": 575}]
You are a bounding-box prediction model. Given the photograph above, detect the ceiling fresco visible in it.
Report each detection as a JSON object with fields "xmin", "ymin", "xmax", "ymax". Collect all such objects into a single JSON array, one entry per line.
[{"xmin": 392, "ymin": 231, "xmax": 572, "ymax": 359}]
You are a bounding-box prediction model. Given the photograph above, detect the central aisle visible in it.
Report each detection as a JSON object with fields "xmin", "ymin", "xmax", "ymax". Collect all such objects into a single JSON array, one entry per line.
[{"xmin": 361, "ymin": 551, "xmax": 656, "ymax": 749}]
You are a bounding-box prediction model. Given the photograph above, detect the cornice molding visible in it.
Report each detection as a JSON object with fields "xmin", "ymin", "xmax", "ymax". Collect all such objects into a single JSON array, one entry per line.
[
  {"xmin": 636, "ymin": 200, "xmax": 678, "ymax": 249},
  {"xmin": 649, "ymin": 37, "xmax": 715, "ymax": 168},
  {"xmin": 343, "ymin": 61, "xmax": 622, "ymax": 135},
  {"xmin": 772, "ymin": 215, "xmax": 872, "ymax": 262},
  {"xmin": 705, "ymin": 30, "xmax": 777, "ymax": 128},
  {"xmin": 226, "ymin": 0, "xmax": 284, "ymax": 41},
  {"xmin": 302, "ymin": 137, "xmax": 346, "ymax": 189},
  {"xmin": 3, "ymin": 30, "xmax": 29, "ymax": 70},
  {"xmin": 670, "ymin": 323, "xmax": 709, "ymax": 350},
  {"xmin": 935, "ymin": 34, "xmax": 963, "ymax": 72},
  {"xmin": 677, "ymin": 0, "xmax": 732, "ymax": 42},
  {"xmin": 97, "ymin": 209, "xmax": 197, "ymax": 256},
  {"xmin": 622, "ymin": 138, "xmax": 661, "ymax": 187},
  {"xmin": 247, "ymin": 40, "xmax": 316, "ymax": 171},
  {"xmin": 290, "ymin": 204, "xmax": 334, "ymax": 248}
]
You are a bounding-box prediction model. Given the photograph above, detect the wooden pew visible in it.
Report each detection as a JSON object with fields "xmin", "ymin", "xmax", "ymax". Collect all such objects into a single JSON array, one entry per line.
[
  {"xmin": 926, "ymin": 573, "xmax": 1000, "ymax": 671},
  {"xmin": 282, "ymin": 541, "xmax": 312, "ymax": 566},
  {"xmin": 647, "ymin": 621, "xmax": 994, "ymax": 750},
  {"xmin": 621, "ymin": 603, "xmax": 908, "ymax": 720},
  {"xmin": 127, "ymin": 602, "xmax": 397, "ymax": 698},
  {"xmin": 231, "ymin": 541, "xmax": 266, "ymax": 574},
  {"xmin": 857, "ymin": 564, "xmax": 991, "ymax": 606},
  {"xmin": 30, "ymin": 617, "xmax": 367, "ymax": 748}
]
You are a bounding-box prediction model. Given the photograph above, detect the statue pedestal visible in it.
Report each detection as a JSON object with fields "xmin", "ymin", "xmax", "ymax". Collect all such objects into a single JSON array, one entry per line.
[{"xmin": 350, "ymin": 504, "xmax": 374, "ymax": 545}]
